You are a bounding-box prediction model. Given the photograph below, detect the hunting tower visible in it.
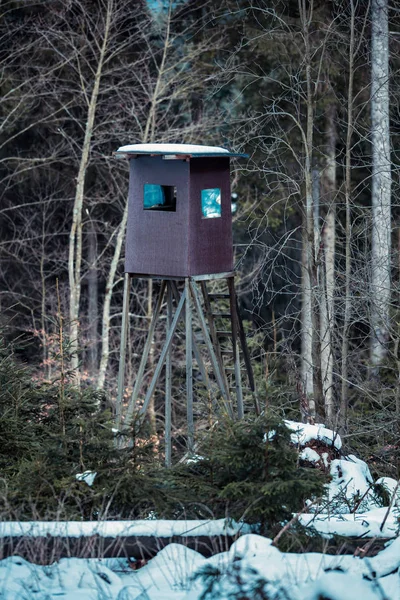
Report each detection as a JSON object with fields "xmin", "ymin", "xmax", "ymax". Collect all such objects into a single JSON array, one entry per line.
[{"xmin": 115, "ymin": 143, "xmax": 258, "ymax": 464}]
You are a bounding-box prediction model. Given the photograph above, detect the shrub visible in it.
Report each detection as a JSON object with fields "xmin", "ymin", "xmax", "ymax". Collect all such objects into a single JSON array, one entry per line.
[
  {"xmin": 0, "ymin": 336, "xmax": 326, "ymax": 529},
  {"xmin": 163, "ymin": 415, "xmax": 327, "ymax": 534}
]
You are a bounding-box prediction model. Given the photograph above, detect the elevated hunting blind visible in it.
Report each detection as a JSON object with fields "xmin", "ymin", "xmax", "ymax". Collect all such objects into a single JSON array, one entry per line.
[
  {"xmin": 121, "ymin": 143, "xmax": 243, "ymax": 277},
  {"xmin": 115, "ymin": 143, "xmax": 258, "ymax": 464}
]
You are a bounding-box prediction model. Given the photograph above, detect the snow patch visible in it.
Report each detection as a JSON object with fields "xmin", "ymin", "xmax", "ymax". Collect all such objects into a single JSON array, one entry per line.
[
  {"xmin": 300, "ymin": 447, "xmax": 321, "ymax": 464},
  {"xmin": 326, "ymin": 455, "xmax": 378, "ymax": 513},
  {"xmin": 75, "ymin": 471, "xmax": 97, "ymax": 487},
  {"xmin": 0, "ymin": 527, "xmax": 400, "ymax": 599},
  {"xmin": 284, "ymin": 420, "xmax": 342, "ymax": 450},
  {"xmin": 299, "ymin": 506, "xmax": 399, "ymax": 538}
]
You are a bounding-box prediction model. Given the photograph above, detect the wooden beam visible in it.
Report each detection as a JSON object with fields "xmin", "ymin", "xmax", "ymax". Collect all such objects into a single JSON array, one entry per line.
[
  {"xmin": 192, "ymin": 271, "xmax": 235, "ymax": 282},
  {"xmin": 200, "ymin": 281, "xmax": 231, "ymax": 407},
  {"xmin": 186, "ymin": 278, "xmax": 194, "ymax": 452},
  {"xmin": 235, "ymin": 296, "xmax": 260, "ymax": 415},
  {"xmin": 165, "ymin": 282, "xmax": 173, "ymax": 467},
  {"xmin": 189, "ymin": 280, "xmax": 233, "ymax": 418},
  {"xmin": 228, "ymin": 278, "xmax": 244, "ymax": 419},
  {"xmin": 116, "ymin": 273, "xmax": 131, "ymax": 430}
]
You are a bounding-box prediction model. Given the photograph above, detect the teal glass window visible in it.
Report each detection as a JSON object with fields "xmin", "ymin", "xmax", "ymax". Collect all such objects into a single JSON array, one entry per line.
[
  {"xmin": 144, "ymin": 184, "xmax": 176, "ymax": 211},
  {"xmin": 201, "ymin": 188, "xmax": 221, "ymax": 219}
]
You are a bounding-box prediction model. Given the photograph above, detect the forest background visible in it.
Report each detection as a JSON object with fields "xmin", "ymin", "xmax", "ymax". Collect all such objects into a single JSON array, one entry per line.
[{"xmin": 1, "ymin": 0, "xmax": 400, "ymax": 490}]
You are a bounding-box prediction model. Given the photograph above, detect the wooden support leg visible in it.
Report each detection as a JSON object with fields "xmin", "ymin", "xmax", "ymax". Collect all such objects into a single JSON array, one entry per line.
[
  {"xmin": 228, "ymin": 277, "xmax": 244, "ymax": 419},
  {"xmin": 165, "ymin": 282, "xmax": 173, "ymax": 467},
  {"xmin": 189, "ymin": 280, "xmax": 233, "ymax": 418},
  {"xmin": 186, "ymin": 278, "xmax": 194, "ymax": 453},
  {"xmin": 116, "ymin": 273, "xmax": 131, "ymax": 430},
  {"xmin": 235, "ymin": 296, "xmax": 260, "ymax": 416},
  {"xmin": 125, "ymin": 280, "xmax": 167, "ymax": 425}
]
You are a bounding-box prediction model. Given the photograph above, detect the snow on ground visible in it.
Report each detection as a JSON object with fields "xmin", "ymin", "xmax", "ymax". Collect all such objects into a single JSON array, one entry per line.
[
  {"xmin": 292, "ymin": 422, "xmax": 400, "ymax": 540},
  {"xmin": 1, "ymin": 420, "xmax": 399, "ymax": 599},
  {"xmin": 1, "ymin": 534, "xmax": 400, "ymax": 599},
  {"xmin": 299, "ymin": 507, "xmax": 399, "ymax": 539}
]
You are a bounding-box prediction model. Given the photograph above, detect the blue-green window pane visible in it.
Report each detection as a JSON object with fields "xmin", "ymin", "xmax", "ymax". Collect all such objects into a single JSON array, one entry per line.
[
  {"xmin": 144, "ymin": 184, "xmax": 176, "ymax": 211},
  {"xmin": 201, "ymin": 188, "xmax": 221, "ymax": 218}
]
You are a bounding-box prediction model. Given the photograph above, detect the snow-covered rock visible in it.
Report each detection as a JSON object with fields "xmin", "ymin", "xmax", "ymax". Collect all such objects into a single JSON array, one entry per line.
[
  {"xmin": 326, "ymin": 455, "xmax": 380, "ymax": 513},
  {"xmin": 284, "ymin": 420, "xmax": 342, "ymax": 451}
]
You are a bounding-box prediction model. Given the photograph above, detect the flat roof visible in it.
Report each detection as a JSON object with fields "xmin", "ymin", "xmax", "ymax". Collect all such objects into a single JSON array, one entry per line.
[{"xmin": 115, "ymin": 143, "xmax": 248, "ymax": 158}]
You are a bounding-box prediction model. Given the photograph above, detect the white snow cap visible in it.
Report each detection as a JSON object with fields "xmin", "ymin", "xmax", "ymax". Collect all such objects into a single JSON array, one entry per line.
[
  {"xmin": 116, "ymin": 143, "xmax": 232, "ymax": 155},
  {"xmin": 75, "ymin": 471, "xmax": 97, "ymax": 487},
  {"xmin": 284, "ymin": 420, "xmax": 342, "ymax": 450}
]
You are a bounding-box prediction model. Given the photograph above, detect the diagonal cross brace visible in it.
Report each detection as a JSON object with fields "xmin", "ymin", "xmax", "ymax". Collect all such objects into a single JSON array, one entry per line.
[{"xmin": 189, "ymin": 280, "xmax": 234, "ymax": 418}]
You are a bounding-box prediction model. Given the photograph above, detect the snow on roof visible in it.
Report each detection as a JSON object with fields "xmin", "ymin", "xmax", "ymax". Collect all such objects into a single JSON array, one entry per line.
[{"xmin": 115, "ymin": 143, "xmax": 247, "ymax": 158}]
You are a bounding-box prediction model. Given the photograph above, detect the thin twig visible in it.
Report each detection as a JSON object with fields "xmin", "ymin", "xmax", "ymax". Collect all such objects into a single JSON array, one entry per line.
[
  {"xmin": 272, "ymin": 500, "xmax": 318, "ymax": 546},
  {"xmin": 379, "ymin": 479, "xmax": 400, "ymax": 532}
]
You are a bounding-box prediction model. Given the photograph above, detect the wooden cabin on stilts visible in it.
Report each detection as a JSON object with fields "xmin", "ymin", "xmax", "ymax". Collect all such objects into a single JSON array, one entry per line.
[{"xmin": 114, "ymin": 143, "xmax": 259, "ymax": 465}]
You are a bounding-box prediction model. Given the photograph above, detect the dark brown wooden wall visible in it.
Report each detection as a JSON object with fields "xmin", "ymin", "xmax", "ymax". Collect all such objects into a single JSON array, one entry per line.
[
  {"xmin": 125, "ymin": 156, "xmax": 190, "ymax": 277},
  {"xmin": 124, "ymin": 155, "xmax": 233, "ymax": 277},
  {"xmin": 188, "ymin": 157, "xmax": 233, "ymax": 276}
]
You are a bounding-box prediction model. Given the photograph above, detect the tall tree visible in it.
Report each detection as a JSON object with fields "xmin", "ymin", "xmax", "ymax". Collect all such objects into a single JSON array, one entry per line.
[
  {"xmin": 370, "ymin": 0, "xmax": 391, "ymax": 372},
  {"xmin": 320, "ymin": 102, "xmax": 337, "ymax": 425}
]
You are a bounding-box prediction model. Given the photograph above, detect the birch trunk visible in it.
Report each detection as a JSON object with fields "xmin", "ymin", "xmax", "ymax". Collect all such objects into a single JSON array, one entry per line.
[
  {"xmin": 301, "ymin": 224, "xmax": 314, "ymax": 417},
  {"xmin": 321, "ymin": 103, "xmax": 337, "ymax": 425},
  {"xmin": 300, "ymin": 0, "xmax": 323, "ymax": 421},
  {"xmin": 87, "ymin": 217, "xmax": 98, "ymax": 379},
  {"xmin": 97, "ymin": 11, "xmax": 169, "ymax": 393},
  {"xmin": 68, "ymin": 0, "xmax": 112, "ymax": 384},
  {"xmin": 340, "ymin": 0, "xmax": 355, "ymax": 430},
  {"xmin": 97, "ymin": 202, "xmax": 128, "ymax": 390},
  {"xmin": 370, "ymin": 0, "xmax": 391, "ymax": 371}
]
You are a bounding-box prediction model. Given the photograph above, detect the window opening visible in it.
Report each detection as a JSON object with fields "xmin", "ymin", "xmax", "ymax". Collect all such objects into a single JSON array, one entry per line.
[
  {"xmin": 144, "ymin": 184, "xmax": 176, "ymax": 211},
  {"xmin": 201, "ymin": 188, "xmax": 221, "ymax": 219}
]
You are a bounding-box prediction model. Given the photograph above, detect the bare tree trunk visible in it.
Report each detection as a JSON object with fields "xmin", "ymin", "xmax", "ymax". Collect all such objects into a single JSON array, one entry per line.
[
  {"xmin": 39, "ymin": 202, "xmax": 48, "ymax": 378},
  {"xmin": 321, "ymin": 103, "xmax": 337, "ymax": 425},
  {"xmin": 147, "ymin": 278, "xmax": 157, "ymax": 435},
  {"xmin": 97, "ymin": 202, "xmax": 128, "ymax": 390},
  {"xmin": 138, "ymin": 6, "xmax": 172, "ymax": 432},
  {"xmin": 96, "ymin": 2, "xmax": 196, "ymax": 396},
  {"xmin": 370, "ymin": 0, "xmax": 391, "ymax": 372},
  {"xmin": 87, "ymin": 216, "xmax": 98, "ymax": 379},
  {"xmin": 340, "ymin": 0, "xmax": 356, "ymax": 431},
  {"xmin": 300, "ymin": 0, "xmax": 314, "ymax": 419},
  {"xmin": 68, "ymin": 0, "xmax": 112, "ymax": 384},
  {"xmin": 301, "ymin": 224, "xmax": 314, "ymax": 415},
  {"xmin": 300, "ymin": 0, "xmax": 323, "ymax": 421}
]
